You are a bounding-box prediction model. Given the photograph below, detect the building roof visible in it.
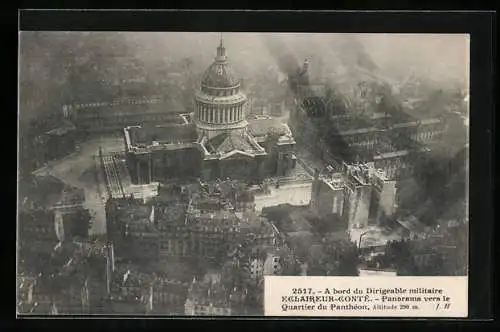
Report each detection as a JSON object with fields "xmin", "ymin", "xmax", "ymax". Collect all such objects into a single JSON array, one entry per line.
[
  {"xmin": 186, "ymin": 273, "xmax": 245, "ymax": 308},
  {"xmin": 128, "ymin": 123, "xmax": 197, "ymax": 147},
  {"xmin": 112, "ymin": 266, "xmax": 154, "ymax": 294},
  {"xmin": 201, "ymin": 40, "xmax": 239, "ymax": 89},
  {"xmin": 56, "ymin": 187, "xmax": 85, "ymax": 207},
  {"xmin": 155, "ymin": 202, "xmax": 187, "ymax": 225},
  {"xmin": 239, "ymin": 212, "xmax": 275, "ymax": 237},
  {"xmin": 188, "ymin": 210, "xmax": 240, "ymax": 228},
  {"xmin": 247, "ymin": 118, "xmax": 290, "ymax": 137},
  {"xmin": 392, "ymin": 121, "xmax": 419, "ymax": 129},
  {"xmin": 419, "ymin": 118, "xmax": 442, "ymax": 125},
  {"xmin": 338, "ymin": 126, "xmax": 378, "ymax": 136},
  {"xmin": 191, "ymin": 196, "xmax": 225, "ymax": 212},
  {"xmin": 206, "ymin": 132, "xmax": 258, "ymax": 154},
  {"xmin": 46, "ymin": 120, "xmax": 76, "ymax": 136},
  {"xmin": 397, "ymin": 216, "xmax": 427, "ymax": 234},
  {"xmin": 202, "ymin": 62, "xmax": 239, "ymax": 89},
  {"xmin": 374, "ymin": 149, "xmax": 410, "ymax": 160},
  {"xmin": 73, "ymin": 97, "xmax": 185, "ymax": 115},
  {"xmin": 113, "ymin": 199, "xmax": 154, "ymax": 226},
  {"xmin": 19, "ymin": 175, "xmax": 68, "ymax": 209}
]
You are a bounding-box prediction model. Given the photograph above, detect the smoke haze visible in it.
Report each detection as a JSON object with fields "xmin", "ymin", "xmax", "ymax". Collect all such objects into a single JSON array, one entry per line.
[{"xmin": 19, "ymin": 32, "xmax": 470, "ymax": 123}]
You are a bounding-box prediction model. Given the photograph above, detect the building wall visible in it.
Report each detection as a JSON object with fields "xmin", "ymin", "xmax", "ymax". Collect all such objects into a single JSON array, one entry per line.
[
  {"xmin": 369, "ymin": 179, "xmax": 397, "ymax": 225},
  {"xmin": 184, "ymin": 300, "xmax": 232, "ymax": 316},
  {"xmin": 151, "ymin": 148, "xmax": 201, "ymax": 181},
  {"xmin": 152, "ymin": 285, "xmax": 187, "ymax": 308},
  {"xmin": 124, "ymin": 232, "xmax": 159, "ymax": 263},
  {"xmin": 73, "ymin": 107, "xmax": 185, "ymax": 134},
  {"xmin": 378, "ymin": 180, "xmax": 397, "ymax": 221},
  {"xmin": 200, "ymin": 156, "xmax": 266, "ymax": 182},
  {"xmin": 18, "ymin": 209, "xmax": 59, "ymax": 254},
  {"xmin": 345, "ymin": 185, "xmax": 372, "ymax": 229},
  {"xmin": 128, "ymin": 148, "xmax": 201, "ymax": 185},
  {"xmin": 127, "ymin": 135, "xmax": 292, "ymax": 184},
  {"xmin": 263, "ymin": 254, "xmax": 281, "ymax": 275},
  {"xmin": 249, "ymin": 259, "xmax": 264, "ymax": 279},
  {"xmin": 311, "ymin": 180, "xmax": 345, "ymax": 219},
  {"xmin": 374, "ymin": 153, "xmax": 420, "ymax": 180}
]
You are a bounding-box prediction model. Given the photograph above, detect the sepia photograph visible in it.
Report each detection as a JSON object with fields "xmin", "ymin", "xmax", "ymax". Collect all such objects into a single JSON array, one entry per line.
[{"xmin": 17, "ymin": 30, "xmax": 470, "ymax": 316}]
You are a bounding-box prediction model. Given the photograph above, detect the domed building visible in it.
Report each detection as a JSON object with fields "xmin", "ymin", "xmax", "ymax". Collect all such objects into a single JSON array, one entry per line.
[
  {"xmin": 123, "ymin": 38, "xmax": 297, "ymax": 183},
  {"xmin": 195, "ymin": 40, "xmax": 248, "ymax": 137}
]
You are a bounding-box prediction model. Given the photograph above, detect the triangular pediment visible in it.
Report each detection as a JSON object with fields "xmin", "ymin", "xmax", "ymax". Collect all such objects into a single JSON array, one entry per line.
[{"xmin": 219, "ymin": 150, "xmax": 256, "ymax": 160}]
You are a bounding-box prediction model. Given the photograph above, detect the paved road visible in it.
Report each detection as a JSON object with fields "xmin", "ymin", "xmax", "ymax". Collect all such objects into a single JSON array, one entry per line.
[{"xmin": 32, "ymin": 136, "xmax": 126, "ymax": 236}]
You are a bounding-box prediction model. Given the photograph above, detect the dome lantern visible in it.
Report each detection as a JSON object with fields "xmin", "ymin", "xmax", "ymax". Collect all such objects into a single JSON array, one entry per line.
[{"xmin": 216, "ymin": 36, "xmax": 227, "ymax": 62}]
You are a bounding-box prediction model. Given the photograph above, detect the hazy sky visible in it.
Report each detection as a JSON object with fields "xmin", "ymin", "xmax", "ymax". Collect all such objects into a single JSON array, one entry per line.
[
  {"xmin": 118, "ymin": 32, "xmax": 470, "ymax": 88},
  {"xmin": 20, "ymin": 31, "xmax": 470, "ymax": 88},
  {"xmin": 18, "ymin": 32, "xmax": 470, "ymax": 123}
]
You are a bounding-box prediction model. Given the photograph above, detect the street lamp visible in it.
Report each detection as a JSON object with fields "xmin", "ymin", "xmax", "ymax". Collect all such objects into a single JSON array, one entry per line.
[{"xmin": 358, "ymin": 230, "xmax": 371, "ymax": 250}]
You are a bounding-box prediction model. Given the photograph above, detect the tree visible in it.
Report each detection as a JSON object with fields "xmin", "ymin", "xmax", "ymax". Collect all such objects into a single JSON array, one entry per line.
[
  {"xmin": 336, "ymin": 245, "xmax": 360, "ymax": 276},
  {"xmin": 386, "ymin": 240, "xmax": 417, "ymax": 276},
  {"xmin": 67, "ymin": 208, "xmax": 93, "ymax": 240}
]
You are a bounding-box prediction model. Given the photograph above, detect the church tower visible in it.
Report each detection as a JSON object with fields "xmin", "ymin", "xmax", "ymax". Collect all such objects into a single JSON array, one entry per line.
[{"xmin": 194, "ymin": 37, "xmax": 248, "ymax": 139}]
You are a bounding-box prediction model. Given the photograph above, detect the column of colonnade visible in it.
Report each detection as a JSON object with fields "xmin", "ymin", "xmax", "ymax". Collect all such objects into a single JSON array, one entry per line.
[{"xmin": 197, "ymin": 102, "xmax": 248, "ymax": 124}]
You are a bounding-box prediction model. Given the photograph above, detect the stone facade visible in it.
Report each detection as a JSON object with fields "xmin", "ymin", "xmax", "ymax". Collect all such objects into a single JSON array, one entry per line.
[{"xmin": 310, "ymin": 162, "xmax": 397, "ymax": 228}]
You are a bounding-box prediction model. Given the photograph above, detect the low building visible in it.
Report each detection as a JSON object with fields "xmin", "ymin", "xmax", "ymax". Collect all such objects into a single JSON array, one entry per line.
[
  {"xmin": 184, "ymin": 273, "xmax": 246, "ymax": 316},
  {"xmin": 185, "ymin": 210, "xmax": 241, "ymax": 260},
  {"xmin": 149, "ymin": 278, "xmax": 189, "ymax": 313},
  {"xmin": 239, "ymin": 212, "xmax": 278, "ymax": 248},
  {"xmin": 397, "ymin": 216, "xmax": 431, "ymax": 241},
  {"xmin": 289, "ymin": 60, "xmax": 448, "ymax": 181},
  {"xmin": 108, "ymin": 266, "xmax": 152, "ymax": 314},
  {"xmin": 246, "ymin": 248, "xmax": 282, "ymax": 280},
  {"xmin": 310, "ymin": 171, "xmax": 345, "ymax": 220},
  {"xmin": 107, "ymin": 195, "xmax": 244, "ymax": 262},
  {"xmin": 45, "ymin": 120, "xmax": 78, "ymax": 161},
  {"xmin": 18, "ymin": 208, "xmax": 59, "ymax": 254},
  {"xmin": 65, "ymin": 96, "xmax": 186, "ymax": 135}
]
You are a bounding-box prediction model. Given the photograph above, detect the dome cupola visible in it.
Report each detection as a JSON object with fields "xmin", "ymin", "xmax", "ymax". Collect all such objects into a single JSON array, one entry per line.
[
  {"xmin": 201, "ymin": 38, "xmax": 240, "ymax": 92},
  {"xmin": 195, "ymin": 36, "xmax": 248, "ymax": 136}
]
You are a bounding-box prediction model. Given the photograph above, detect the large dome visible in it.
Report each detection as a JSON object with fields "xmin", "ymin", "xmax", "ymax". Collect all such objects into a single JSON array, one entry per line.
[
  {"xmin": 194, "ymin": 39, "xmax": 248, "ymax": 135},
  {"xmin": 201, "ymin": 62, "xmax": 239, "ymax": 88},
  {"xmin": 201, "ymin": 40, "xmax": 240, "ymax": 89}
]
